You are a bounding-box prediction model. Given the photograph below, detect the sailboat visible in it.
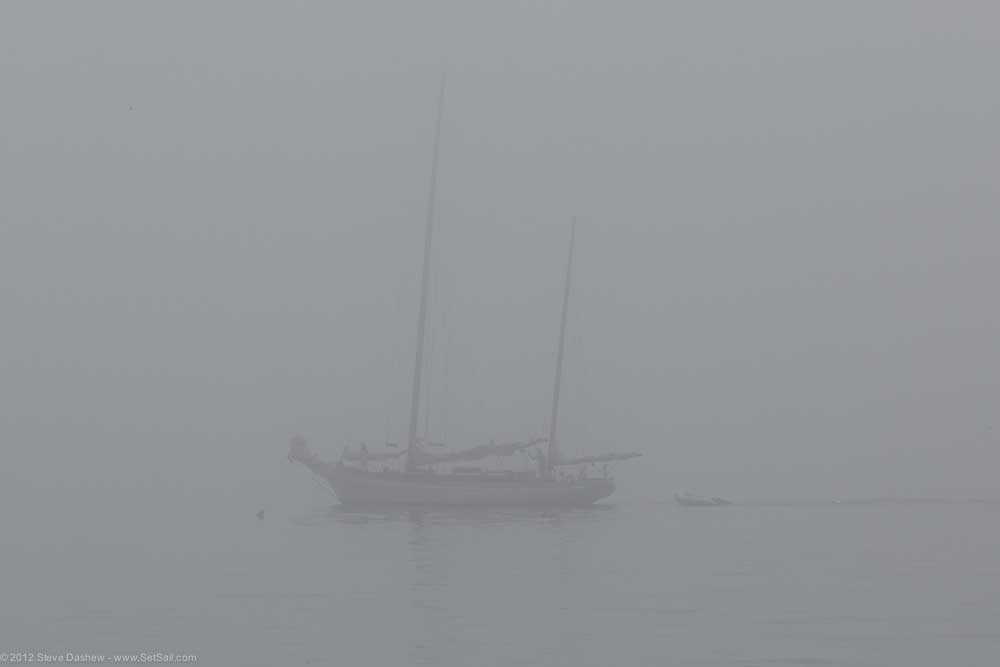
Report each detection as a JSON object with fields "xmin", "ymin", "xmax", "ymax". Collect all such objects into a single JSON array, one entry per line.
[
  {"xmin": 674, "ymin": 491, "xmax": 733, "ymax": 507},
  {"xmin": 287, "ymin": 82, "xmax": 640, "ymax": 506}
]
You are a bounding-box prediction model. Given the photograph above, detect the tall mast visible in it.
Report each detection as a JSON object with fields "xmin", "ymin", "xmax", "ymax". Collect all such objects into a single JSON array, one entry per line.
[
  {"xmin": 406, "ymin": 77, "xmax": 446, "ymax": 472},
  {"xmin": 546, "ymin": 219, "xmax": 576, "ymax": 477}
]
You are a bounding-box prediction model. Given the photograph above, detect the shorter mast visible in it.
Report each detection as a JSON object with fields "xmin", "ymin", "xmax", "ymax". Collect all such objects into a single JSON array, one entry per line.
[{"xmin": 546, "ymin": 219, "xmax": 576, "ymax": 477}]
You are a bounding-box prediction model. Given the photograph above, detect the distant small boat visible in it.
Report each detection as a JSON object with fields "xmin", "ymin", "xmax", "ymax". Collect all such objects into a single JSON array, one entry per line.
[{"xmin": 675, "ymin": 491, "xmax": 732, "ymax": 507}]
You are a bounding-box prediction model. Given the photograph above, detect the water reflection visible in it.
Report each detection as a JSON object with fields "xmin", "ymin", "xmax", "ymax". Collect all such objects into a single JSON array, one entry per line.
[
  {"xmin": 324, "ymin": 502, "xmax": 616, "ymax": 526},
  {"xmin": 277, "ymin": 499, "xmax": 1000, "ymax": 667},
  {"xmin": 292, "ymin": 503, "xmax": 621, "ymax": 666}
]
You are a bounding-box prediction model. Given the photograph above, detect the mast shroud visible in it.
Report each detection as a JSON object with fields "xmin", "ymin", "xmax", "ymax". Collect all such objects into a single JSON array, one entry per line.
[{"xmin": 406, "ymin": 78, "xmax": 446, "ymax": 472}]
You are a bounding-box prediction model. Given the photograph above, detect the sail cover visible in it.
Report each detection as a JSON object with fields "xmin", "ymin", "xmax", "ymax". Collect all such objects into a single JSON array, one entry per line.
[
  {"xmin": 409, "ymin": 438, "xmax": 546, "ymax": 466},
  {"xmin": 552, "ymin": 451, "xmax": 642, "ymax": 466}
]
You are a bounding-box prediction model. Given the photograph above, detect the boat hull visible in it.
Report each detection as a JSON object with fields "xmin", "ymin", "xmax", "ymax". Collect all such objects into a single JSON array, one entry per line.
[{"xmin": 326, "ymin": 463, "xmax": 614, "ymax": 507}]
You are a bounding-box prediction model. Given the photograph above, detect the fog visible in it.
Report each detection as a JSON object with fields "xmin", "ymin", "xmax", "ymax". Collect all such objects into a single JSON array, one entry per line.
[
  {"xmin": 5, "ymin": 3, "xmax": 1000, "ymax": 665},
  {"xmin": 3, "ymin": 3, "xmax": 998, "ymax": 507}
]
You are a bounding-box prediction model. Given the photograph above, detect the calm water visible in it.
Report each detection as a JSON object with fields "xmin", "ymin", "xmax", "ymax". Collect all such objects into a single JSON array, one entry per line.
[{"xmin": 5, "ymin": 495, "xmax": 1000, "ymax": 666}]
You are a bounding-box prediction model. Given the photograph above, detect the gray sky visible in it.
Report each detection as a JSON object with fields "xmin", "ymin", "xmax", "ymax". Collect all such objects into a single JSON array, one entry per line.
[{"xmin": 2, "ymin": 1, "xmax": 998, "ymax": 502}]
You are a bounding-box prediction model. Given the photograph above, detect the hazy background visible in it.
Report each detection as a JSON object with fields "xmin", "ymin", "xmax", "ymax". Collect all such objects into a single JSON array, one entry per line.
[{"xmin": 2, "ymin": 1, "xmax": 998, "ymax": 515}]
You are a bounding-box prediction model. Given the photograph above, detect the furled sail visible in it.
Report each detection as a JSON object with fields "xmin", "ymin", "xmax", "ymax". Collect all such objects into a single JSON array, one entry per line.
[
  {"xmin": 551, "ymin": 451, "xmax": 642, "ymax": 466},
  {"xmin": 408, "ymin": 438, "xmax": 546, "ymax": 466}
]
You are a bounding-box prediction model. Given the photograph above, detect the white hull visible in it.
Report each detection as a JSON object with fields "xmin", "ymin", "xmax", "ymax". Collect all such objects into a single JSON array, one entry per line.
[{"xmin": 327, "ymin": 462, "xmax": 614, "ymax": 507}]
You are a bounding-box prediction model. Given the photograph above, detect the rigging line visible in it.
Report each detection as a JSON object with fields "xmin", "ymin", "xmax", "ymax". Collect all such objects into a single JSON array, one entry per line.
[
  {"xmin": 547, "ymin": 219, "xmax": 576, "ymax": 475},
  {"xmin": 406, "ymin": 74, "xmax": 446, "ymax": 470},
  {"xmin": 422, "ymin": 256, "xmax": 437, "ymax": 446},
  {"xmin": 440, "ymin": 311, "xmax": 453, "ymax": 448},
  {"xmin": 423, "ymin": 323, "xmax": 434, "ymax": 445},
  {"xmin": 304, "ymin": 468, "xmax": 337, "ymax": 499},
  {"xmin": 422, "ymin": 201, "xmax": 448, "ymax": 447},
  {"xmin": 385, "ymin": 262, "xmax": 410, "ymax": 446}
]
